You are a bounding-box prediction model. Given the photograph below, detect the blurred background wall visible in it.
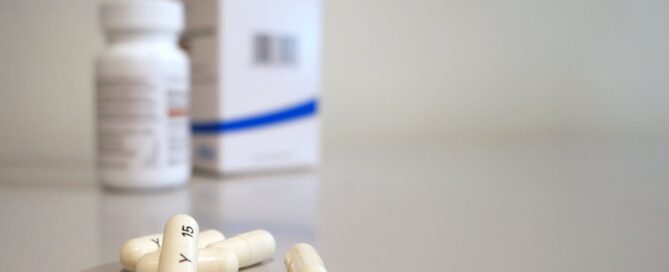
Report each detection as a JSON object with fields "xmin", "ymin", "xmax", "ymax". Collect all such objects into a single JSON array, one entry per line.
[{"xmin": 0, "ymin": 0, "xmax": 668, "ymax": 165}]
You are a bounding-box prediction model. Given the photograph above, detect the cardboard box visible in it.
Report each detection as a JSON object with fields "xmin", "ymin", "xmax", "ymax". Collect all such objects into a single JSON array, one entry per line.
[{"xmin": 184, "ymin": 0, "xmax": 321, "ymax": 174}]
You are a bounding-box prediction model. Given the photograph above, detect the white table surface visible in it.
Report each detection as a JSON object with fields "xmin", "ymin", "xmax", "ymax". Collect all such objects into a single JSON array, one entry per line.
[{"xmin": 0, "ymin": 140, "xmax": 668, "ymax": 272}]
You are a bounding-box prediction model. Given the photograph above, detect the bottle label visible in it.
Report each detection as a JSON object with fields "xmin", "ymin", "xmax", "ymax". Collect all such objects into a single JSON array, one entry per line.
[
  {"xmin": 96, "ymin": 75, "xmax": 189, "ymax": 170},
  {"xmin": 166, "ymin": 75, "xmax": 190, "ymax": 166}
]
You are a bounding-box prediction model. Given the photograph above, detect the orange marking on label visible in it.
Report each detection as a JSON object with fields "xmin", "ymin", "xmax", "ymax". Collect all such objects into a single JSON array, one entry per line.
[{"xmin": 169, "ymin": 108, "xmax": 188, "ymax": 117}]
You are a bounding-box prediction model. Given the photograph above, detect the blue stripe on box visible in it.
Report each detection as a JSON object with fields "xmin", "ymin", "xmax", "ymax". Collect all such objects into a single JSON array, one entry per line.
[{"xmin": 191, "ymin": 99, "xmax": 318, "ymax": 134}]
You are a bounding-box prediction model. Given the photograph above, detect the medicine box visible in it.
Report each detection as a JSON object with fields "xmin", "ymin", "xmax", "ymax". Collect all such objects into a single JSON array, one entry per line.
[{"xmin": 184, "ymin": 0, "xmax": 321, "ymax": 174}]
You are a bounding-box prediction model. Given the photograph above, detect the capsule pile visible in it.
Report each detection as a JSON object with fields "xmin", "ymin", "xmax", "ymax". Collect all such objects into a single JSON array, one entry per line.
[{"xmin": 119, "ymin": 214, "xmax": 327, "ymax": 272}]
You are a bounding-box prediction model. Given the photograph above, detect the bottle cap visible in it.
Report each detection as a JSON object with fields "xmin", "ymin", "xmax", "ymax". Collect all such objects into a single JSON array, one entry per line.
[{"xmin": 100, "ymin": 0, "xmax": 183, "ymax": 32}]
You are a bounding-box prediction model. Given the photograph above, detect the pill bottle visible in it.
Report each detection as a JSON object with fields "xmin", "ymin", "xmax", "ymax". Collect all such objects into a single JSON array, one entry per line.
[{"xmin": 96, "ymin": 0, "xmax": 190, "ymax": 189}]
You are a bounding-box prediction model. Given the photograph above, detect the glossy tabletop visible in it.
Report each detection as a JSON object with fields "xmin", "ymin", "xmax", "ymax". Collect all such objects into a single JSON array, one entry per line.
[{"xmin": 0, "ymin": 140, "xmax": 668, "ymax": 272}]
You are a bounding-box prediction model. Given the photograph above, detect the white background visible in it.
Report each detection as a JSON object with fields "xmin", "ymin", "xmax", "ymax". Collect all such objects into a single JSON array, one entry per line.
[{"xmin": 0, "ymin": 0, "xmax": 668, "ymax": 166}]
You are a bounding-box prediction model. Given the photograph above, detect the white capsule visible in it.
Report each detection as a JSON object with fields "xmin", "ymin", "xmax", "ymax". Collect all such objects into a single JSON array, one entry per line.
[
  {"xmin": 136, "ymin": 251, "xmax": 160, "ymax": 272},
  {"xmin": 120, "ymin": 229, "xmax": 224, "ymax": 271},
  {"xmin": 120, "ymin": 233, "xmax": 162, "ymax": 271},
  {"xmin": 285, "ymin": 243, "xmax": 327, "ymax": 272},
  {"xmin": 198, "ymin": 248, "xmax": 240, "ymax": 272},
  {"xmin": 207, "ymin": 229, "xmax": 276, "ymax": 268},
  {"xmin": 136, "ymin": 248, "xmax": 239, "ymax": 272},
  {"xmin": 158, "ymin": 214, "xmax": 199, "ymax": 272}
]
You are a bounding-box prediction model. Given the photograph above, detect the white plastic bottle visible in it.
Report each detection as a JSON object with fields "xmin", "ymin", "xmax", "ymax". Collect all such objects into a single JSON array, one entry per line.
[{"xmin": 96, "ymin": 0, "xmax": 190, "ymax": 189}]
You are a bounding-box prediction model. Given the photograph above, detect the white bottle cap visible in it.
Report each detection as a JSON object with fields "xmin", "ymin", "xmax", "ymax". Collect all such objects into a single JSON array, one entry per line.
[{"xmin": 100, "ymin": 0, "xmax": 184, "ymax": 32}]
